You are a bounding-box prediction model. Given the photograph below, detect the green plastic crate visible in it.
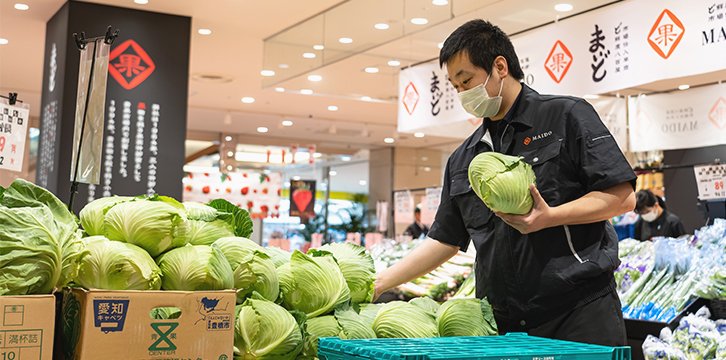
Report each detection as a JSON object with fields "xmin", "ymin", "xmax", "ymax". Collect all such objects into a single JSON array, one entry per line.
[{"xmin": 318, "ymin": 333, "xmax": 631, "ymax": 360}]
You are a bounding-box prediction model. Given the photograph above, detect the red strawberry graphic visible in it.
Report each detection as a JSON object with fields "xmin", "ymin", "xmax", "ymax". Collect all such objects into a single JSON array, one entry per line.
[
  {"xmin": 225, "ymin": 188, "xmax": 232, "ymax": 194},
  {"xmin": 277, "ymin": 189, "xmax": 282, "ymax": 196},
  {"xmin": 247, "ymin": 201, "xmax": 254, "ymax": 210},
  {"xmin": 292, "ymin": 189, "xmax": 313, "ymax": 212},
  {"xmin": 274, "ymin": 205, "xmax": 280, "ymax": 210},
  {"xmin": 185, "ymin": 185, "xmax": 192, "ymax": 192},
  {"xmin": 261, "ymin": 205, "xmax": 269, "ymax": 213},
  {"xmin": 253, "ymin": 189, "xmax": 258, "ymax": 194},
  {"xmin": 202, "ymin": 186, "xmax": 211, "ymax": 194},
  {"xmin": 262, "ymin": 188, "xmax": 269, "ymax": 195},
  {"xmin": 243, "ymin": 173, "xmax": 248, "ymax": 178},
  {"xmin": 241, "ymin": 187, "xmax": 249, "ymax": 195},
  {"xmin": 204, "ymin": 173, "xmax": 209, "ymax": 177}
]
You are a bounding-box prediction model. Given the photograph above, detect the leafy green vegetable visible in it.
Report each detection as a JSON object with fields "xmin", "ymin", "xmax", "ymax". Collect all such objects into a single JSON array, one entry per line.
[
  {"xmin": 318, "ymin": 242, "xmax": 375, "ymax": 305},
  {"xmin": 102, "ymin": 197, "xmax": 187, "ymax": 257},
  {"xmin": 436, "ymin": 298, "xmax": 498, "ymax": 337},
  {"xmin": 234, "ymin": 295, "xmax": 304, "ymax": 359},
  {"xmin": 468, "ymin": 152, "xmax": 536, "ymax": 214},
  {"xmin": 357, "ymin": 303, "xmax": 382, "ymax": 329},
  {"xmin": 263, "ymin": 246, "xmax": 291, "ymax": 268},
  {"xmin": 373, "ymin": 301, "xmax": 439, "ymax": 338},
  {"xmin": 208, "ymin": 199, "xmax": 254, "ymax": 238},
  {"xmin": 79, "ymin": 196, "xmax": 133, "ymax": 236},
  {"xmin": 181, "ymin": 202, "xmax": 236, "ymax": 246},
  {"xmin": 150, "ymin": 307, "xmax": 182, "ymax": 320},
  {"xmin": 302, "ymin": 307, "xmax": 376, "ymax": 357},
  {"xmin": 409, "ymin": 297, "xmax": 440, "ymax": 314},
  {"xmin": 0, "ymin": 179, "xmax": 87, "ymax": 294},
  {"xmin": 75, "ymin": 236, "xmax": 161, "ymax": 290},
  {"xmin": 278, "ymin": 250, "xmax": 351, "ymax": 318},
  {"xmin": 156, "ymin": 244, "xmax": 234, "ymax": 291},
  {"xmin": 214, "ymin": 237, "xmax": 279, "ymax": 303}
]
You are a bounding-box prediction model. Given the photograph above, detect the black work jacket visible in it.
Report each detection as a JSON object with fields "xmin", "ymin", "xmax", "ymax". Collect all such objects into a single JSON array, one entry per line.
[{"xmin": 428, "ymin": 84, "xmax": 636, "ymax": 329}]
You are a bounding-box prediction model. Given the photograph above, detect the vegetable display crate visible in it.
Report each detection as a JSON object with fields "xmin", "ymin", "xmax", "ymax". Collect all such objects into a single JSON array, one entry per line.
[{"xmin": 318, "ymin": 333, "xmax": 631, "ymax": 360}]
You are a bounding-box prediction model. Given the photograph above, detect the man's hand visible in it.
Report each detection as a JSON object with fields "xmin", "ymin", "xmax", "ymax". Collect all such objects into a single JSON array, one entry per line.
[{"xmin": 496, "ymin": 184, "xmax": 559, "ymax": 234}]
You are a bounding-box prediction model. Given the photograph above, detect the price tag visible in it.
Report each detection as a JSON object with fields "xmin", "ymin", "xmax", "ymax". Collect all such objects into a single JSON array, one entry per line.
[
  {"xmin": 0, "ymin": 99, "xmax": 30, "ymax": 172},
  {"xmin": 693, "ymin": 164, "xmax": 726, "ymax": 200}
]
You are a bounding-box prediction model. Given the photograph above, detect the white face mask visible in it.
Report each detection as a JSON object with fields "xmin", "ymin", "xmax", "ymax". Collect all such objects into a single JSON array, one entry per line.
[
  {"xmin": 458, "ymin": 72, "xmax": 504, "ymax": 118},
  {"xmin": 641, "ymin": 210, "xmax": 658, "ymax": 222}
]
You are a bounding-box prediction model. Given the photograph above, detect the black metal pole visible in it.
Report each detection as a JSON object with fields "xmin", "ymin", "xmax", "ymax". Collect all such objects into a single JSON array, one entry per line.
[{"xmin": 68, "ymin": 39, "xmax": 99, "ymax": 211}]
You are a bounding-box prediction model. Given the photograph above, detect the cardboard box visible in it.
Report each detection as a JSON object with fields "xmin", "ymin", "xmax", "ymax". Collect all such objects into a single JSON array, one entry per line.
[
  {"xmin": 0, "ymin": 295, "xmax": 55, "ymax": 360},
  {"xmin": 58, "ymin": 288, "xmax": 235, "ymax": 360}
]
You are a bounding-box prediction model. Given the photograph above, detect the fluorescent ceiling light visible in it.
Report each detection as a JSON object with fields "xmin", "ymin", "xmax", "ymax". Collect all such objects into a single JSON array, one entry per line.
[
  {"xmin": 374, "ymin": 23, "xmax": 390, "ymax": 30},
  {"xmin": 361, "ymin": 96, "xmax": 372, "ymax": 102},
  {"xmin": 260, "ymin": 69, "xmax": 275, "ymax": 77},
  {"xmin": 554, "ymin": 3, "xmax": 573, "ymax": 12},
  {"xmin": 281, "ymin": 120, "xmax": 294, "ymax": 127},
  {"xmin": 14, "ymin": 3, "xmax": 30, "ymax": 10},
  {"xmin": 384, "ymin": 137, "xmax": 395, "ymax": 144},
  {"xmin": 302, "ymin": 52, "xmax": 316, "ymax": 59},
  {"xmin": 410, "ymin": 18, "xmax": 429, "ymax": 25},
  {"xmin": 327, "ymin": 105, "xmax": 339, "ymax": 111},
  {"xmin": 241, "ymin": 97, "xmax": 255, "ymax": 104},
  {"xmin": 0, "ymin": 38, "xmax": 8, "ymax": 45},
  {"xmin": 256, "ymin": 127, "xmax": 269, "ymax": 133},
  {"xmin": 275, "ymin": 87, "xmax": 285, "ymax": 92},
  {"xmin": 300, "ymin": 89, "xmax": 313, "ymax": 95},
  {"xmin": 313, "ymin": 44, "xmax": 324, "ymax": 50},
  {"xmin": 134, "ymin": 0, "xmax": 148, "ymax": 4},
  {"xmin": 387, "ymin": 60, "xmax": 401, "ymax": 67},
  {"xmin": 307, "ymin": 74, "xmax": 322, "ymax": 82},
  {"xmin": 364, "ymin": 67, "xmax": 379, "ymax": 74},
  {"xmin": 198, "ymin": 28, "xmax": 212, "ymax": 35},
  {"xmin": 338, "ymin": 37, "xmax": 353, "ymax": 44},
  {"xmin": 414, "ymin": 132, "xmax": 425, "ymax": 138},
  {"xmin": 432, "ymin": 0, "xmax": 448, "ymax": 5}
]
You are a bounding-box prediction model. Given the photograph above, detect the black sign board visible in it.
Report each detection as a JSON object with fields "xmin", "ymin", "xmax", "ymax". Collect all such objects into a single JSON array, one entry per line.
[{"xmin": 289, "ymin": 180, "xmax": 316, "ymax": 219}]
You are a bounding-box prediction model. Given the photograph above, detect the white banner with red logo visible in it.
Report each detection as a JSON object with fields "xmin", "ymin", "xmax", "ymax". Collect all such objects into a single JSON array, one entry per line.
[
  {"xmin": 629, "ymin": 82, "xmax": 726, "ymax": 152},
  {"xmin": 587, "ymin": 97, "xmax": 628, "ymax": 152},
  {"xmin": 512, "ymin": 0, "xmax": 725, "ymax": 96}
]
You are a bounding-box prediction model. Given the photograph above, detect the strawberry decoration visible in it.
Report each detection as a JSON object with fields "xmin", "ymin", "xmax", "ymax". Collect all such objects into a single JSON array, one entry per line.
[
  {"xmin": 261, "ymin": 205, "xmax": 269, "ymax": 213},
  {"xmin": 202, "ymin": 186, "xmax": 211, "ymax": 194},
  {"xmin": 262, "ymin": 188, "xmax": 269, "ymax": 195},
  {"xmin": 247, "ymin": 201, "xmax": 254, "ymax": 210},
  {"xmin": 241, "ymin": 187, "xmax": 249, "ymax": 196},
  {"xmin": 185, "ymin": 185, "xmax": 192, "ymax": 192},
  {"xmin": 225, "ymin": 188, "xmax": 232, "ymax": 194},
  {"xmin": 253, "ymin": 189, "xmax": 258, "ymax": 194},
  {"xmin": 277, "ymin": 189, "xmax": 282, "ymax": 196}
]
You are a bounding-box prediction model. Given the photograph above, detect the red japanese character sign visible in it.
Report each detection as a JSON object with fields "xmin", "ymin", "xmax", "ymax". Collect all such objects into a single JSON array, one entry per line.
[
  {"xmin": 108, "ymin": 40, "xmax": 156, "ymax": 90},
  {"xmin": 544, "ymin": 40, "xmax": 573, "ymax": 84},
  {"xmin": 709, "ymin": 97, "xmax": 726, "ymax": 130},
  {"xmin": 647, "ymin": 9, "xmax": 685, "ymax": 59},
  {"xmin": 402, "ymin": 82, "xmax": 420, "ymax": 115}
]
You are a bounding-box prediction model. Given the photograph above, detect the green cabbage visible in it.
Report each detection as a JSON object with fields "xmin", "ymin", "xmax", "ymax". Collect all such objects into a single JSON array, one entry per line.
[
  {"xmin": 318, "ymin": 243, "xmax": 375, "ymax": 305},
  {"xmin": 102, "ymin": 196, "xmax": 188, "ymax": 257},
  {"xmin": 0, "ymin": 179, "xmax": 87, "ymax": 295},
  {"xmin": 357, "ymin": 303, "xmax": 382, "ymax": 329},
  {"xmin": 278, "ymin": 250, "xmax": 351, "ymax": 318},
  {"xmin": 263, "ymin": 246, "xmax": 291, "ymax": 268},
  {"xmin": 214, "ymin": 237, "xmax": 279, "ymax": 303},
  {"xmin": 234, "ymin": 296, "xmax": 304, "ymax": 359},
  {"xmin": 302, "ymin": 307, "xmax": 376, "ymax": 357},
  {"xmin": 373, "ymin": 301, "xmax": 439, "ymax": 338},
  {"xmin": 75, "ymin": 236, "xmax": 161, "ymax": 290},
  {"xmin": 79, "ymin": 196, "xmax": 133, "ymax": 236},
  {"xmin": 468, "ymin": 152, "xmax": 536, "ymax": 215},
  {"xmin": 156, "ymin": 244, "xmax": 234, "ymax": 291},
  {"xmin": 436, "ymin": 298, "xmax": 498, "ymax": 337},
  {"xmin": 181, "ymin": 202, "xmax": 236, "ymax": 246}
]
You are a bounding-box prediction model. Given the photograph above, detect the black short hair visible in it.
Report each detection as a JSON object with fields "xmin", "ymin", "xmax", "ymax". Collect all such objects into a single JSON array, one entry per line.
[
  {"xmin": 635, "ymin": 190, "xmax": 658, "ymax": 214},
  {"xmin": 439, "ymin": 19, "xmax": 524, "ymax": 80},
  {"xmin": 414, "ymin": 207, "xmax": 421, "ymax": 214}
]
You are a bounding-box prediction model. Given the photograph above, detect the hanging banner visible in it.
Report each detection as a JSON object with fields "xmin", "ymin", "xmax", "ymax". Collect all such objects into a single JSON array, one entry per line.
[
  {"xmin": 586, "ymin": 97, "xmax": 629, "ymax": 152},
  {"xmin": 289, "ymin": 180, "xmax": 316, "ymax": 219},
  {"xmin": 183, "ymin": 171, "xmax": 283, "ymax": 219},
  {"xmin": 693, "ymin": 164, "xmax": 726, "ymax": 200},
  {"xmin": 0, "ymin": 99, "xmax": 30, "ymax": 172},
  {"xmin": 629, "ymin": 83, "xmax": 726, "ymax": 152},
  {"xmin": 511, "ymin": 0, "xmax": 725, "ymax": 96},
  {"xmin": 376, "ymin": 201, "xmax": 389, "ymax": 232},
  {"xmin": 394, "ymin": 190, "xmax": 415, "ymax": 224},
  {"xmin": 420, "ymin": 187, "xmax": 442, "ymax": 226}
]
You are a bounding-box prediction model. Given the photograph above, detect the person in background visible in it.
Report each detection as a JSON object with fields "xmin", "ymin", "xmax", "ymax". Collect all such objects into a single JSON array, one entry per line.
[
  {"xmin": 634, "ymin": 190, "xmax": 686, "ymax": 240},
  {"xmin": 403, "ymin": 207, "xmax": 429, "ymax": 239}
]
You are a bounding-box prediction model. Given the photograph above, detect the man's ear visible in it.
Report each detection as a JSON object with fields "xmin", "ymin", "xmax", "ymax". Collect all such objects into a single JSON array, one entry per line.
[{"xmin": 494, "ymin": 55, "xmax": 509, "ymax": 78}]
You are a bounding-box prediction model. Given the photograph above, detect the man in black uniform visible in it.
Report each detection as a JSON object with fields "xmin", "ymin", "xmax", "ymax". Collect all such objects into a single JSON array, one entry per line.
[
  {"xmin": 403, "ymin": 208, "xmax": 430, "ymax": 239},
  {"xmin": 376, "ymin": 20, "xmax": 636, "ymax": 346}
]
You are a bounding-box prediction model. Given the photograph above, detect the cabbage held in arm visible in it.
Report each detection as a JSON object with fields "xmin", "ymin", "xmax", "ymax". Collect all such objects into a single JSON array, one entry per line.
[
  {"xmin": 318, "ymin": 242, "xmax": 376, "ymax": 305},
  {"xmin": 156, "ymin": 244, "xmax": 234, "ymax": 291},
  {"xmin": 75, "ymin": 236, "xmax": 161, "ymax": 290},
  {"xmin": 278, "ymin": 250, "xmax": 351, "ymax": 318},
  {"xmin": 468, "ymin": 152, "xmax": 536, "ymax": 215},
  {"xmin": 0, "ymin": 179, "xmax": 87, "ymax": 295},
  {"xmin": 234, "ymin": 296, "xmax": 304, "ymax": 360},
  {"xmin": 214, "ymin": 237, "xmax": 279, "ymax": 303}
]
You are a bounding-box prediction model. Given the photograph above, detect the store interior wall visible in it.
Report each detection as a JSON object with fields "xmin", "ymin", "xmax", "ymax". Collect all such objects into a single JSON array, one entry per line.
[
  {"xmin": 368, "ymin": 147, "xmax": 394, "ymax": 237},
  {"xmin": 663, "ymin": 144, "xmax": 726, "ymax": 233}
]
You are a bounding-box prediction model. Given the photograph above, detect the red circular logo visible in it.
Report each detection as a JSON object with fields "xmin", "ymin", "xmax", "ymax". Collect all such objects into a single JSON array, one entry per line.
[{"xmin": 523, "ymin": 137, "xmax": 532, "ymax": 145}]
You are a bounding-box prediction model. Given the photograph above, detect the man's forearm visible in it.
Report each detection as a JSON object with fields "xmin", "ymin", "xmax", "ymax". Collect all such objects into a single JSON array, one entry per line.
[
  {"xmin": 375, "ymin": 239, "xmax": 460, "ymax": 296},
  {"xmin": 551, "ymin": 182, "xmax": 635, "ymax": 226}
]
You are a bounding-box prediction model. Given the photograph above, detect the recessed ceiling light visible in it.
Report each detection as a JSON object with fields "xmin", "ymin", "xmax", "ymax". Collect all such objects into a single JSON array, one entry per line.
[
  {"xmin": 313, "ymin": 44, "xmax": 324, "ymax": 50},
  {"xmin": 14, "ymin": 3, "xmax": 30, "ymax": 10},
  {"xmin": 227, "ymin": 151, "xmax": 234, "ymax": 157},
  {"xmin": 281, "ymin": 120, "xmax": 294, "ymax": 127},
  {"xmin": 278, "ymin": 63, "xmax": 289, "ymax": 69},
  {"xmin": 423, "ymin": 166, "xmax": 432, "ymax": 172},
  {"xmin": 225, "ymin": 136, "xmax": 233, "ymax": 142},
  {"xmin": 241, "ymin": 97, "xmax": 255, "ymax": 104},
  {"xmin": 314, "ymin": 152, "xmax": 322, "ymax": 158},
  {"xmin": 327, "ymin": 105, "xmax": 339, "ymax": 111},
  {"xmin": 387, "ymin": 60, "xmax": 401, "ymax": 67},
  {"xmin": 197, "ymin": 28, "xmax": 212, "ymax": 36},
  {"xmin": 226, "ymin": 165, "xmax": 234, "ymax": 171},
  {"xmin": 0, "ymin": 38, "xmax": 8, "ymax": 45},
  {"xmin": 384, "ymin": 137, "xmax": 395, "ymax": 144},
  {"xmin": 257, "ymin": 127, "xmax": 269, "ymax": 133},
  {"xmin": 678, "ymin": 84, "xmax": 690, "ymax": 91},
  {"xmin": 359, "ymin": 180, "xmax": 367, "ymax": 186},
  {"xmin": 302, "ymin": 52, "xmax": 316, "ymax": 59},
  {"xmin": 307, "ymin": 74, "xmax": 323, "ymax": 82},
  {"xmin": 554, "ymin": 3, "xmax": 573, "ymax": 12},
  {"xmin": 292, "ymin": 176, "xmax": 301, "ymax": 181},
  {"xmin": 338, "ymin": 37, "xmax": 353, "ymax": 44},
  {"xmin": 260, "ymin": 69, "xmax": 275, "ymax": 77},
  {"xmin": 432, "ymin": 0, "xmax": 448, "ymax": 5},
  {"xmin": 134, "ymin": 0, "xmax": 148, "ymax": 4},
  {"xmin": 410, "ymin": 18, "xmax": 429, "ymax": 25},
  {"xmin": 414, "ymin": 132, "xmax": 425, "ymax": 138},
  {"xmin": 583, "ymin": 94, "xmax": 600, "ymax": 99},
  {"xmin": 275, "ymin": 87, "xmax": 285, "ymax": 93},
  {"xmin": 364, "ymin": 67, "xmax": 379, "ymax": 74},
  {"xmin": 341, "ymin": 156, "xmax": 352, "ymax": 162},
  {"xmin": 300, "ymin": 89, "xmax": 313, "ymax": 95},
  {"xmin": 438, "ymin": 42, "xmax": 444, "ymax": 49},
  {"xmin": 329, "ymin": 170, "xmax": 338, "ymax": 176},
  {"xmin": 361, "ymin": 96, "xmax": 372, "ymax": 102},
  {"xmin": 374, "ymin": 23, "xmax": 390, "ymax": 30}
]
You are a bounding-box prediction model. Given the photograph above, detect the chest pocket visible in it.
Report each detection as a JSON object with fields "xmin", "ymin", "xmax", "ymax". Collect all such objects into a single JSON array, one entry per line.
[
  {"xmin": 449, "ymin": 171, "xmax": 492, "ymax": 229},
  {"xmin": 519, "ymin": 139, "xmax": 563, "ymax": 203}
]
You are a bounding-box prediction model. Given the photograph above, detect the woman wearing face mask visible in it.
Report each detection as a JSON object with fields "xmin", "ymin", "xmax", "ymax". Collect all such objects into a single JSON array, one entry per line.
[{"xmin": 634, "ymin": 190, "xmax": 685, "ymax": 241}]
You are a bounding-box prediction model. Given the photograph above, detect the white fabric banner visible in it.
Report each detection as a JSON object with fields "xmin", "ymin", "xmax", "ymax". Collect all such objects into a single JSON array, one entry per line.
[
  {"xmin": 587, "ymin": 97, "xmax": 629, "ymax": 152},
  {"xmin": 394, "ymin": 190, "xmax": 415, "ymax": 224},
  {"xmin": 629, "ymin": 83, "xmax": 726, "ymax": 152},
  {"xmin": 512, "ymin": 0, "xmax": 726, "ymax": 96}
]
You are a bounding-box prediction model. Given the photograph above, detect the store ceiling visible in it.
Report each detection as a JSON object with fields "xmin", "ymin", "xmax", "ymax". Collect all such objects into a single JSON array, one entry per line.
[{"xmin": 3, "ymin": 0, "xmax": 681, "ymax": 155}]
